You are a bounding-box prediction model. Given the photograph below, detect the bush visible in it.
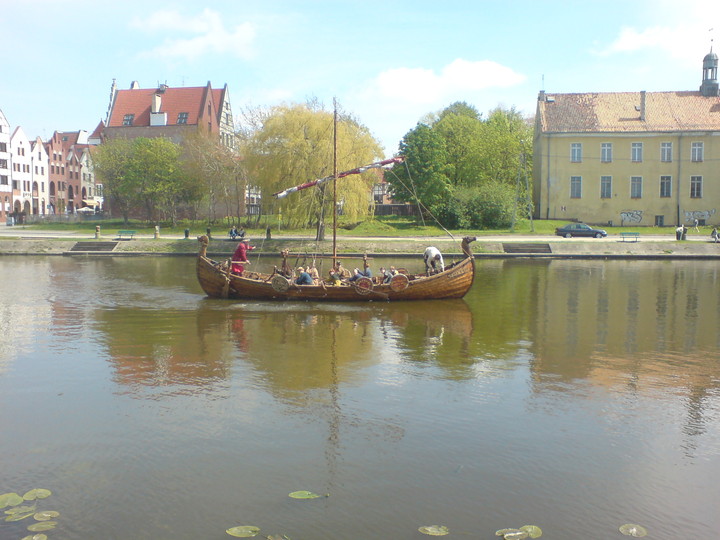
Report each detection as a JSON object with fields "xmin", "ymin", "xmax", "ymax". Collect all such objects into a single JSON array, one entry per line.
[{"xmin": 440, "ymin": 184, "xmax": 516, "ymax": 229}]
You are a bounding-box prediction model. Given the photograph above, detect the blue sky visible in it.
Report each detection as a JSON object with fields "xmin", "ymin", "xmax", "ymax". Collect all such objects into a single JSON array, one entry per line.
[{"xmin": 1, "ymin": 0, "xmax": 718, "ymax": 155}]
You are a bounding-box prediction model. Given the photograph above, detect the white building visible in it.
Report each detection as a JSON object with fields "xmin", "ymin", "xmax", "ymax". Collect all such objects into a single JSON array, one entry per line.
[
  {"xmin": 10, "ymin": 126, "xmax": 32, "ymax": 218},
  {"xmin": 0, "ymin": 110, "xmax": 11, "ymax": 221},
  {"xmin": 31, "ymin": 136, "xmax": 49, "ymax": 215}
]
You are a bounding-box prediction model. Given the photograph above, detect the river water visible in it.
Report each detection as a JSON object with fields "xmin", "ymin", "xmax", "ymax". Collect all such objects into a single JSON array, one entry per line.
[{"xmin": 1, "ymin": 255, "xmax": 718, "ymax": 539}]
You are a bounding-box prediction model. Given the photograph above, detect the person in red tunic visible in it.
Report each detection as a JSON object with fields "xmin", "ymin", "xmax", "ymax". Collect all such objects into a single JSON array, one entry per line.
[{"xmin": 231, "ymin": 239, "xmax": 255, "ymax": 275}]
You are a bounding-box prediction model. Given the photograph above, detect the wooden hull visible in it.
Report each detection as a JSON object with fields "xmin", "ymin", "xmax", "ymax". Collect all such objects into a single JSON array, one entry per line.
[{"xmin": 196, "ymin": 254, "xmax": 475, "ymax": 302}]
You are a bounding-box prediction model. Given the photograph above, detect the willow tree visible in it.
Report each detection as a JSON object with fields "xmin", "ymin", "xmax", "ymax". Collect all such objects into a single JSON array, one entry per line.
[{"xmin": 239, "ymin": 102, "xmax": 383, "ymax": 235}]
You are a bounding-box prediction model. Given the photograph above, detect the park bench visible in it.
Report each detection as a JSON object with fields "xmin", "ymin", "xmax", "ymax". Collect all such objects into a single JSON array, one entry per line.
[
  {"xmin": 620, "ymin": 232, "xmax": 639, "ymax": 242},
  {"xmin": 116, "ymin": 230, "xmax": 137, "ymax": 240}
]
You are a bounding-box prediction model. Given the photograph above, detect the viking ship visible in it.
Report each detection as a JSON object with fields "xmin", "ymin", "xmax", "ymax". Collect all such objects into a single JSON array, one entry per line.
[{"xmin": 196, "ymin": 232, "xmax": 476, "ymax": 301}]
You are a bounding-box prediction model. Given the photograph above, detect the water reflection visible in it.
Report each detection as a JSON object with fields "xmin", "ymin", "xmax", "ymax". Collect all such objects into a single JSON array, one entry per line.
[{"xmin": 1, "ymin": 256, "xmax": 719, "ymax": 538}]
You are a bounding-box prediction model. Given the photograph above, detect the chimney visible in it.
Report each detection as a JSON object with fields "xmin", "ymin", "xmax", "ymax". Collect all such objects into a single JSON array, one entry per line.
[
  {"xmin": 640, "ymin": 90, "xmax": 646, "ymax": 122},
  {"xmin": 152, "ymin": 93, "xmax": 162, "ymax": 113}
]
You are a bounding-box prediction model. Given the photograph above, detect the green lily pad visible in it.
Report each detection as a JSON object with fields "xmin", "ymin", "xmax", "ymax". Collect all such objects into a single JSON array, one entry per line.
[
  {"xmin": 27, "ymin": 521, "xmax": 57, "ymax": 532},
  {"xmin": 503, "ymin": 532, "xmax": 528, "ymax": 540},
  {"xmin": 619, "ymin": 524, "xmax": 648, "ymax": 537},
  {"xmin": 288, "ymin": 490, "xmax": 324, "ymax": 499},
  {"xmin": 34, "ymin": 511, "xmax": 60, "ymax": 521},
  {"xmin": 0, "ymin": 492, "xmax": 24, "ymax": 508},
  {"xmin": 21, "ymin": 534, "xmax": 48, "ymax": 540},
  {"xmin": 226, "ymin": 525, "xmax": 261, "ymax": 537},
  {"xmin": 23, "ymin": 489, "xmax": 52, "ymax": 501},
  {"xmin": 5, "ymin": 511, "xmax": 36, "ymax": 522},
  {"xmin": 5, "ymin": 505, "xmax": 37, "ymax": 515},
  {"xmin": 418, "ymin": 525, "xmax": 450, "ymax": 536},
  {"xmin": 519, "ymin": 525, "xmax": 543, "ymax": 538}
]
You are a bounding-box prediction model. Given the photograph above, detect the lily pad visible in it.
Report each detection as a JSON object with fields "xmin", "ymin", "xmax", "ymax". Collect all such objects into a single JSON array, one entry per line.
[
  {"xmin": 27, "ymin": 521, "xmax": 57, "ymax": 532},
  {"xmin": 34, "ymin": 511, "xmax": 60, "ymax": 521},
  {"xmin": 0, "ymin": 492, "xmax": 24, "ymax": 508},
  {"xmin": 226, "ymin": 525, "xmax": 261, "ymax": 537},
  {"xmin": 619, "ymin": 524, "xmax": 648, "ymax": 537},
  {"xmin": 23, "ymin": 489, "xmax": 52, "ymax": 501},
  {"xmin": 21, "ymin": 535, "xmax": 48, "ymax": 540},
  {"xmin": 418, "ymin": 525, "xmax": 450, "ymax": 536},
  {"xmin": 519, "ymin": 525, "xmax": 543, "ymax": 538},
  {"xmin": 5, "ymin": 511, "xmax": 36, "ymax": 522},
  {"xmin": 288, "ymin": 490, "xmax": 324, "ymax": 499},
  {"xmin": 503, "ymin": 532, "xmax": 528, "ymax": 540},
  {"xmin": 5, "ymin": 505, "xmax": 37, "ymax": 515}
]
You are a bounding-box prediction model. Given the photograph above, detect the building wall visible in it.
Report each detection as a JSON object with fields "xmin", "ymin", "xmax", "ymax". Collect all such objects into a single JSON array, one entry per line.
[
  {"xmin": 0, "ymin": 111, "xmax": 11, "ymax": 219},
  {"xmin": 10, "ymin": 127, "xmax": 32, "ymax": 216},
  {"xmin": 534, "ymin": 131, "xmax": 720, "ymax": 227},
  {"xmin": 31, "ymin": 138, "xmax": 49, "ymax": 215}
]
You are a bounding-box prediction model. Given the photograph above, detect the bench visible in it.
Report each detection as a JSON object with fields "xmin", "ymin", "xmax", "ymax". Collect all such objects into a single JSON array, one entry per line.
[
  {"xmin": 620, "ymin": 232, "xmax": 639, "ymax": 242},
  {"xmin": 116, "ymin": 230, "xmax": 137, "ymax": 240}
]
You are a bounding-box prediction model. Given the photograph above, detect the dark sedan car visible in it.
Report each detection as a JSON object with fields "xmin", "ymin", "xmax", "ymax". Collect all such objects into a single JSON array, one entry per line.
[{"xmin": 555, "ymin": 223, "xmax": 608, "ymax": 238}]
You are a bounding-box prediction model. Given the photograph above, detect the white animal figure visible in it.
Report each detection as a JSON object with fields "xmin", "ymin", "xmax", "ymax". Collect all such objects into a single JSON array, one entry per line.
[{"xmin": 423, "ymin": 246, "xmax": 445, "ymax": 275}]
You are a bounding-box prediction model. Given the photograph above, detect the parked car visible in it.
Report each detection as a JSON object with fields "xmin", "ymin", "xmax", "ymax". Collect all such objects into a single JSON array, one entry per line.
[{"xmin": 555, "ymin": 223, "xmax": 608, "ymax": 238}]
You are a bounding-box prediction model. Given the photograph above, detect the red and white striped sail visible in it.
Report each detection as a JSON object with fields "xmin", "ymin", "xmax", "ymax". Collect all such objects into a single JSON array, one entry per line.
[{"xmin": 273, "ymin": 157, "xmax": 405, "ymax": 199}]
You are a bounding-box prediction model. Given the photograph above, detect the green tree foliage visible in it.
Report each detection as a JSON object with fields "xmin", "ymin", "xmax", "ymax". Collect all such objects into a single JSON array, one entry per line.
[
  {"xmin": 93, "ymin": 137, "xmax": 197, "ymax": 225},
  {"xmin": 386, "ymin": 123, "xmax": 452, "ymax": 220},
  {"xmin": 239, "ymin": 102, "xmax": 383, "ymax": 230},
  {"xmin": 392, "ymin": 102, "xmax": 532, "ymax": 228}
]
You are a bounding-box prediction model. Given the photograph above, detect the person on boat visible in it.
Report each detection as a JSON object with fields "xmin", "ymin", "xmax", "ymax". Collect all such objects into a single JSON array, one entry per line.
[
  {"xmin": 307, "ymin": 263, "xmax": 320, "ymax": 284},
  {"xmin": 328, "ymin": 262, "xmax": 345, "ymax": 285},
  {"xmin": 295, "ymin": 267, "xmax": 313, "ymax": 285},
  {"xmin": 231, "ymin": 238, "xmax": 254, "ymax": 275},
  {"xmin": 423, "ymin": 246, "xmax": 445, "ymax": 275}
]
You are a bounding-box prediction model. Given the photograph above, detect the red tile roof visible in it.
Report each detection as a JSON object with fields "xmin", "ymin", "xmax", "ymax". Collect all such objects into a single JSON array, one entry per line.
[
  {"xmin": 108, "ymin": 86, "xmax": 212, "ymax": 127},
  {"xmin": 538, "ymin": 91, "xmax": 720, "ymax": 133}
]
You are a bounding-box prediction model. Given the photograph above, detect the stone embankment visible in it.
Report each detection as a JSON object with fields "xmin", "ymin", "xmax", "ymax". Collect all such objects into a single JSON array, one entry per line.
[{"xmin": 1, "ymin": 229, "xmax": 719, "ymax": 259}]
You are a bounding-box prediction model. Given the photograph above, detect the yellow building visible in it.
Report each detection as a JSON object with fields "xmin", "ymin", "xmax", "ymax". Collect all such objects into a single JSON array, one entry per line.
[{"xmin": 533, "ymin": 49, "xmax": 720, "ymax": 227}]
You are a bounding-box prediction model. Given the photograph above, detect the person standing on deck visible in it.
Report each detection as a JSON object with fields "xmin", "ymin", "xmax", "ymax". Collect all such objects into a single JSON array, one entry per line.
[
  {"xmin": 423, "ymin": 246, "xmax": 445, "ymax": 275},
  {"xmin": 231, "ymin": 238, "xmax": 254, "ymax": 275}
]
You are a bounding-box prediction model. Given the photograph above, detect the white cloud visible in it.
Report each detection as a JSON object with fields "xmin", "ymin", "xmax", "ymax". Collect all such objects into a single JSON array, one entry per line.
[
  {"xmin": 132, "ymin": 8, "xmax": 256, "ymax": 60},
  {"xmin": 347, "ymin": 58, "xmax": 526, "ymax": 155},
  {"xmin": 370, "ymin": 59, "xmax": 526, "ymax": 104}
]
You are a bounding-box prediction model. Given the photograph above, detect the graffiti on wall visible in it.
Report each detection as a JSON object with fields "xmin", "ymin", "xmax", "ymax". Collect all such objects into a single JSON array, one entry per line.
[
  {"xmin": 684, "ymin": 209, "xmax": 716, "ymax": 223},
  {"xmin": 620, "ymin": 210, "xmax": 643, "ymax": 224}
]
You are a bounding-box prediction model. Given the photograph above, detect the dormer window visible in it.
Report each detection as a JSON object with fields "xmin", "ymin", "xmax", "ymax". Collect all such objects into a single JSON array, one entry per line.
[
  {"xmin": 177, "ymin": 112, "xmax": 189, "ymax": 125},
  {"xmin": 122, "ymin": 114, "xmax": 134, "ymax": 126}
]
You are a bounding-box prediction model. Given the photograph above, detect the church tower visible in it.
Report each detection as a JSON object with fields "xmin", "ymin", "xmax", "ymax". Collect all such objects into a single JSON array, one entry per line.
[{"xmin": 700, "ymin": 46, "xmax": 719, "ymax": 97}]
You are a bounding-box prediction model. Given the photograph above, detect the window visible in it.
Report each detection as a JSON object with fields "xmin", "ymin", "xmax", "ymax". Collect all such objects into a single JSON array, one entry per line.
[
  {"xmin": 0, "ymin": 143, "xmax": 6, "ymax": 152},
  {"xmin": 600, "ymin": 176, "xmax": 612, "ymax": 198},
  {"xmin": 571, "ymin": 143, "xmax": 582, "ymax": 163},
  {"xmin": 0, "ymin": 159, "xmax": 6, "ymax": 168},
  {"xmin": 691, "ymin": 142, "xmax": 704, "ymax": 162},
  {"xmin": 631, "ymin": 142, "xmax": 643, "ymax": 162},
  {"xmin": 631, "ymin": 176, "xmax": 643, "ymax": 198},
  {"xmin": 177, "ymin": 112, "xmax": 189, "ymax": 124},
  {"xmin": 655, "ymin": 215, "xmax": 664, "ymax": 226},
  {"xmin": 690, "ymin": 175, "xmax": 703, "ymax": 198},
  {"xmin": 660, "ymin": 176, "xmax": 672, "ymax": 198},
  {"xmin": 661, "ymin": 142, "xmax": 672, "ymax": 162},
  {"xmin": 373, "ymin": 183, "xmax": 386, "ymax": 204},
  {"xmin": 601, "ymin": 143, "xmax": 612, "ymax": 163},
  {"xmin": 570, "ymin": 176, "xmax": 582, "ymax": 198},
  {"xmin": 0, "ymin": 175, "xmax": 7, "ymax": 185},
  {"xmin": 122, "ymin": 114, "xmax": 134, "ymax": 126}
]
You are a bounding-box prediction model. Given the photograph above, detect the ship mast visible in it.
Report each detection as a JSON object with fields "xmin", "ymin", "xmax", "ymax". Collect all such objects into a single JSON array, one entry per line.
[{"xmin": 332, "ymin": 98, "xmax": 338, "ymax": 267}]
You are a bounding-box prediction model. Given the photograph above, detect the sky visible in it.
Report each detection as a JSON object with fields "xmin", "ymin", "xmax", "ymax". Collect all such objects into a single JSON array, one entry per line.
[{"xmin": 1, "ymin": 0, "xmax": 719, "ymax": 156}]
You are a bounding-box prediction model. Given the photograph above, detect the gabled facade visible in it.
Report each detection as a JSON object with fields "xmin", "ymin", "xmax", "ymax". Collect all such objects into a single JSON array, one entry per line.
[
  {"xmin": 30, "ymin": 137, "xmax": 49, "ymax": 215},
  {"xmin": 10, "ymin": 126, "xmax": 32, "ymax": 217},
  {"xmin": 103, "ymin": 80, "xmax": 234, "ymax": 147},
  {"xmin": 533, "ymin": 50, "xmax": 720, "ymax": 227},
  {"xmin": 0, "ymin": 109, "xmax": 11, "ymax": 221}
]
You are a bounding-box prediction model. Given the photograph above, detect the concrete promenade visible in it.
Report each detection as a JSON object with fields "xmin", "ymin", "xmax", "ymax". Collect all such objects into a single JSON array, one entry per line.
[{"xmin": 1, "ymin": 225, "xmax": 719, "ymax": 259}]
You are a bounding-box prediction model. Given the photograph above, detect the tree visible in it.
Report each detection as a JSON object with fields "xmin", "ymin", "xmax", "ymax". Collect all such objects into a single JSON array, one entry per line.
[
  {"xmin": 239, "ymin": 102, "xmax": 383, "ymax": 233},
  {"xmin": 388, "ymin": 123, "xmax": 452, "ymax": 220},
  {"xmin": 92, "ymin": 138, "xmax": 137, "ymax": 225},
  {"xmin": 182, "ymin": 131, "xmax": 246, "ymax": 224}
]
